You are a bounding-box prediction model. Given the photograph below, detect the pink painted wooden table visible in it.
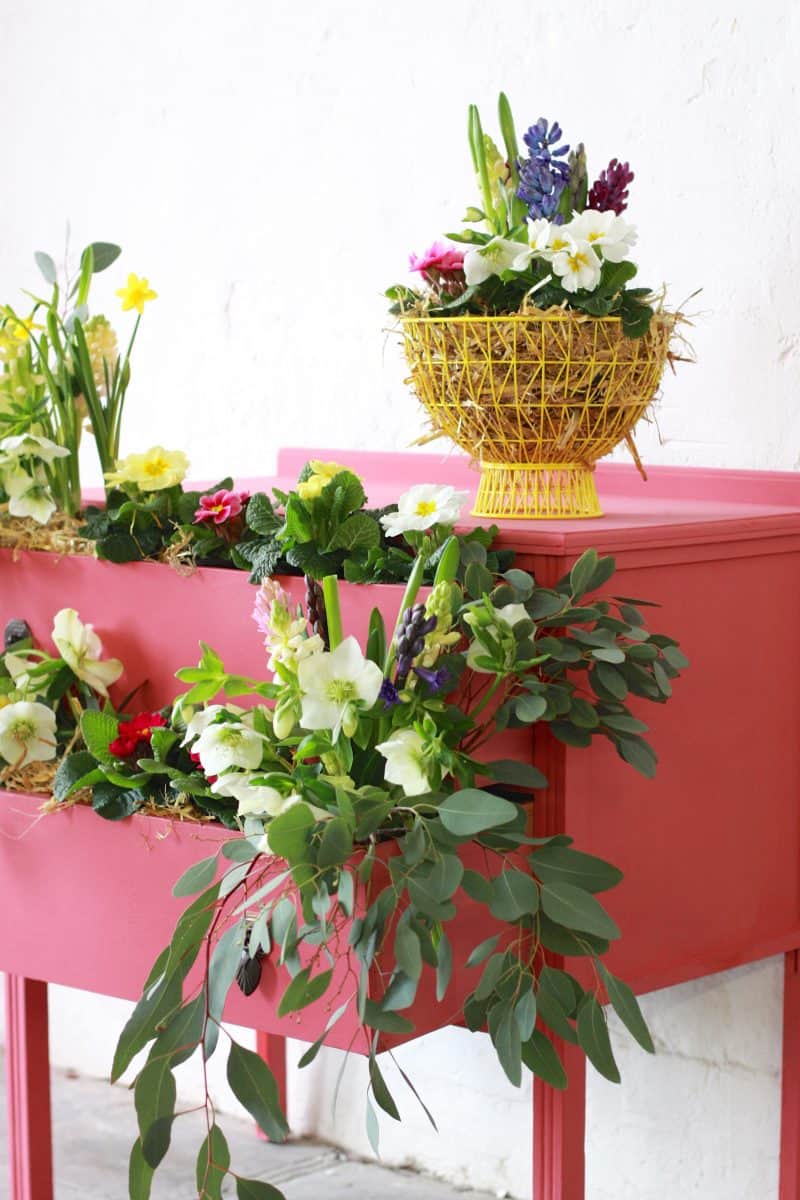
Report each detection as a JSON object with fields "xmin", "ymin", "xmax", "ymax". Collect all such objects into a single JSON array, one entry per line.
[{"xmin": 3, "ymin": 449, "xmax": 800, "ymax": 1199}]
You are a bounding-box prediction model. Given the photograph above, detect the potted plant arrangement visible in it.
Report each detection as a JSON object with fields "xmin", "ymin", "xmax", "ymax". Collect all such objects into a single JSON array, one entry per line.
[
  {"xmin": 388, "ymin": 94, "xmax": 681, "ymax": 520},
  {"xmin": 4, "ymin": 472, "xmax": 688, "ymax": 1199}
]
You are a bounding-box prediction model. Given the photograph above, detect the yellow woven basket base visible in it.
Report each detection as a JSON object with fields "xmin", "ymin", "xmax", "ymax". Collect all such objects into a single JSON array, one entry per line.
[{"xmin": 473, "ymin": 462, "xmax": 602, "ymax": 520}]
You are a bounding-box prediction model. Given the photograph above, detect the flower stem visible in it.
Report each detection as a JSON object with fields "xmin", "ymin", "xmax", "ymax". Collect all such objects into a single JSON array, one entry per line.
[{"xmin": 322, "ymin": 575, "xmax": 343, "ymax": 650}]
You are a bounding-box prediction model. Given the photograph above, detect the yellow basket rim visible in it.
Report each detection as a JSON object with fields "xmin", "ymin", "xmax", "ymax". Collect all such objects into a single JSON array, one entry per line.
[{"xmin": 399, "ymin": 309, "xmax": 675, "ymax": 330}]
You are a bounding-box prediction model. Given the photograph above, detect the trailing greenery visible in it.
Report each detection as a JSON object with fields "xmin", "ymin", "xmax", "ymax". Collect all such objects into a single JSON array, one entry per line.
[{"xmin": 52, "ymin": 540, "xmax": 687, "ymax": 1198}]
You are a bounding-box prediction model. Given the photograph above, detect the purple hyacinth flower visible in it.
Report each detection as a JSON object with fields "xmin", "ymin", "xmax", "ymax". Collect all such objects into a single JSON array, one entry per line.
[
  {"xmin": 379, "ymin": 679, "xmax": 401, "ymax": 709},
  {"xmin": 587, "ymin": 158, "xmax": 635, "ymax": 215},
  {"xmin": 413, "ymin": 665, "xmax": 451, "ymax": 693},
  {"xmin": 516, "ymin": 118, "xmax": 571, "ymax": 222}
]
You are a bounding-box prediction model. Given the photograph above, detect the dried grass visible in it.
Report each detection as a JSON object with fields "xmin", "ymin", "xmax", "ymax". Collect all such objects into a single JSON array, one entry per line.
[
  {"xmin": 0, "ymin": 510, "xmax": 95, "ymax": 557},
  {"xmin": 0, "ymin": 759, "xmax": 218, "ymax": 825}
]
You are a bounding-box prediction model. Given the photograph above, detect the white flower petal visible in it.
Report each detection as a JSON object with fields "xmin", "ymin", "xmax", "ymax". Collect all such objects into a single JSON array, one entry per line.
[{"xmin": 0, "ymin": 701, "xmax": 56, "ymax": 767}]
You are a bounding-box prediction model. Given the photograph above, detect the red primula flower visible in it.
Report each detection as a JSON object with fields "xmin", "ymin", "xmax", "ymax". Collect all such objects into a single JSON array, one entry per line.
[
  {"xmin": 108, "ymin": 711, "xmax": 167, "ymax": 759},
  {"xmin": 193, "ymin": 489, "xmax": 250, "ymax": 526}
]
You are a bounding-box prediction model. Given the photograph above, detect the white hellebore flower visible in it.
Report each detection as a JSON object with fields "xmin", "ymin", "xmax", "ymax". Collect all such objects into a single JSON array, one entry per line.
[
  {"xmin": 380, "ymin": 484, "xmax": 469, "ymax": 538},
  {"xmin": 551, "ymin": 237, "xmax": 602, "ymax": 294},
  {"xmin": 297, "ymin": 635, "xmax": 383, "ymax": 739},
  {"xmin": 51, "ymin": 608, "xmax": 123, "ymax": 697},
  {"xmin": 466, "ymin": 602, "xmax": 530, "ymax": 673},
  {"xmin": 376, "ymin": 728, "xmax": 431, "ymax": 797},
  {"xmin": 211, "ymin": 773, "xmax": 299, "ymax": 819},
  {"xmin": 0, "ymin": 700, "xmax": 56, "ymax": 767},
  {"xmin": 568, "ymin": 211, "xmax": 637, "ymax": 263},
  {"xmin": 463, "ymin": 237, "xmax": 526, "ymax": 286},
  {"xmin": 180, "ymin": 704, "xmax": 248, "ymax": 745},
  {"xmin": 194, "ymin": 721, "xmax": 265, "ymax": 775},
  {"xmin": 3, "ymin": 465, "xmax": 57, "ymax": 525},
  {"xmin": 0, "ymin": 434, "xmax": 71, "ymax": 465}
]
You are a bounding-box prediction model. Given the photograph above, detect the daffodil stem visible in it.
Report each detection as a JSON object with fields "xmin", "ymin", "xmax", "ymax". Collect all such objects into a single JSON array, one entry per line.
[
  {"xmin": 383, "ymin": 553, "xmax": 427, "ymax": 677},
  {"xmin": 322, "ymin": 575, "xmax": 343, "ymax": 651}
]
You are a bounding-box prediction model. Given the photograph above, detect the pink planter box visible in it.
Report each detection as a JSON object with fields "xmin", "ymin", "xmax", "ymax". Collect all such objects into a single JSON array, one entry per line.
[
  {"xmin": 0, "ymin": 792, "xmax": 505, "ymax": 1052},
  {"xmin": 6, "ymin": 450, "xmax": 800, "ymax": 1199}
]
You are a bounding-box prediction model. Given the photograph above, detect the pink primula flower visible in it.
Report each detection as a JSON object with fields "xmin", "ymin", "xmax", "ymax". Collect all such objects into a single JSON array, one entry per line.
[
  {"xmin": 193, "ymin": 489, "xmax": 250, "ymax": 526},
  {"xmin": 409, "ymin": 241, "xmax": 466, "ymax": 277}
]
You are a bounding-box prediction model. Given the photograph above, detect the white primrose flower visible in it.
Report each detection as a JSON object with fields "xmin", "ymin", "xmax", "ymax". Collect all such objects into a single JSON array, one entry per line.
[
  {"xmin": 51, "ymin": 608, "xmax": 123, "ymax": 697},
  {"xmin": 376, "ymin": 728, "xmax": 432, "ymax": 797},
  {"xmin": 297, "ymin": 635, "xmax": 383, "ymax": 740},
  {"xmin": 211, "ymin": 773, "xmax": 300, "ymax": 819},
  {"xmin": 551, "ymin": 237, "xmax": 602, "ymax": 294},
  {"xmin": 568, "ymin": 210, "xmax": 637, "ymax": 263},
  {"xmin": 0, "ymin": 434, "xmax": 71, "ymax": 465},
  {"xmin": 0, "ymin": 700, "xmax": 56, "ymax": 767},
  {"xmin": 463, "ymin": 236, "xmax": 527, "ymax": 286},
  {"xmin": 466, "ymin": 602, "xmax": 530, "ymax": 674},
  {"xmin": 380, "ymin": 484, "xmax": 469, "ymax": 538},
  {"xmin": 194, "ymin": 721, "xmax": 266, "ymax": 775}
]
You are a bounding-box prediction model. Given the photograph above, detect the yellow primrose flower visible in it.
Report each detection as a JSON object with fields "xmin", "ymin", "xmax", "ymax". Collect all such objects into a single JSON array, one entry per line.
[
  {"xmin": 105, "ymin": 445, "xmax": 189, "ymax": 492},
  {"xmin": 116, "ymin": 273, "xmax": 158, "ymax": 315},
  {"xmin": 296, "ymin": 460, "xmax": 347, "ymax": 501}
]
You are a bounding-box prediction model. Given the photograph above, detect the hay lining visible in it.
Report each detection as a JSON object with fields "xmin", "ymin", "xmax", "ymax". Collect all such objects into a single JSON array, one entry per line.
[
  {"xmin": 0, "ymin": 510, "xmax": 95, "ymax": 557},
  {"xmin": 401, "ymin": 308, "xmax": 680, "ymax": 469},
  {"xmin": 0, "ymin": 759, "xmax": 218, "ymax": 824}
]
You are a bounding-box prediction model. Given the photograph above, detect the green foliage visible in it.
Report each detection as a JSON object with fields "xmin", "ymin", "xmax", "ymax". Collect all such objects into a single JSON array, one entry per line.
[{"xmin": 96, "ymin": 540, "xmax": 690, "ymax": 1198}]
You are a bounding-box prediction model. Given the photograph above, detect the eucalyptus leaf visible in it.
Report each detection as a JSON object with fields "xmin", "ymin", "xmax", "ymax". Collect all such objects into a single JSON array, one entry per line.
[
  {"xmin": 226, "ymin": 1042, "xmax": 289, "ymax": 1141},
  {"xmin": 540, "ymin": 882, "xmax": 620, "ymax": 940},
  {"xmin": 438, "ymin": 789, "xmax": 518, "ymax": 836},
  {"xmin": 577, "ymin": 994, "xmax": 621, "ymax": 1083}
]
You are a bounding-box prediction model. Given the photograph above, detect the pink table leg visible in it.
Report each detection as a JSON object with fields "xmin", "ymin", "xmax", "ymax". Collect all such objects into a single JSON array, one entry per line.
[
  {"xmin": 5, "ymin": 975, "xmax": 53, "ymax": 1200},
  {"xmin": 256, "ymin": 1031, "xmax": 288, "ymax": 1136},
  {"xmin": 780, "ymin": 950, "xmax": 800, "ymax": 1199},
  {"xmin": 533, "ymin": 1040, "xmax": 586, "ymax": 1200}
]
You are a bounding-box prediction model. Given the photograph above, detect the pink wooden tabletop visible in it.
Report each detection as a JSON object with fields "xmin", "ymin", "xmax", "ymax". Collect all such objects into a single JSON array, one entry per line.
[{"xmin": 263, "ymin": 450, "xmax": 800, "ymax": 554}]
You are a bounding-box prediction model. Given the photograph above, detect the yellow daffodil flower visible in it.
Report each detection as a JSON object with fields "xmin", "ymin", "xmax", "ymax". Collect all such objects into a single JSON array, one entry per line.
[
  {"xmin": 115, "ymin": 273, "xmax": 158, "ymax": 315},
  {"xmin": 105, "ymin": 445, "xmax": 189, "ymax": 492}
]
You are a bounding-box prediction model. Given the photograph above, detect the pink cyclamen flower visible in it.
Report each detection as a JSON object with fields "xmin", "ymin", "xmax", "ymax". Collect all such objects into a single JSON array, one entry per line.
[
  {"xmin": 409, "ymin": 242, "xmax": 466, "ymax": 277},
  {"xmin": 193, "ymin": 489, "xmax": 250, "ymax": 525}
]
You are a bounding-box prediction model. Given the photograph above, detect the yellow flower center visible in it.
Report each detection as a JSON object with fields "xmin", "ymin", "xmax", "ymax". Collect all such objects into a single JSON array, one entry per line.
[
  {"xmin": 415, "ymin": 500, "xmax": 437, "ymax": 517},
  {"xmin": 551, "ymin": 236, "xmax": 569, "ymax": 252},
  {"xmin": 567, "ymin": 252, "xmax": 590, "ymax": 273},
  {"xmin": 144, "ymin": 457, "xmax": 168, "ymax": 477}
]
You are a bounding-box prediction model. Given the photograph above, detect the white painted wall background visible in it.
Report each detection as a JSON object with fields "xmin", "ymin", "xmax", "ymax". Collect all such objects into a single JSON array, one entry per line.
[{"xmin": 0, "ymin": 1, "xmax": 797, "ymax": 1196}]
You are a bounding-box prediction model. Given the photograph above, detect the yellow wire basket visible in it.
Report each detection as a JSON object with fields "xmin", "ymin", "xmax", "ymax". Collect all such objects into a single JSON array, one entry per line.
[{"xmin": 401, "ymin": 309, "xmax": 674, "ymax": 519}]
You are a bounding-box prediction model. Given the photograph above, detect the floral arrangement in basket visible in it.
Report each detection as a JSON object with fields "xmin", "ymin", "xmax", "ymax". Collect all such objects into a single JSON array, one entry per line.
[
  {"xmin": 40, "ymin": 490, "xmax": 687, "ymax": 1198},
  {"xmin": 0, "ymin": 241, "xmax": 156, "ymax": 535},
  {"xmin": 389, "ymin": 98, "xmax": 653, "ymax": 336},
  {"xmin": 387, "ymin": 94, "xmax": 683, "ymax": 521}
]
